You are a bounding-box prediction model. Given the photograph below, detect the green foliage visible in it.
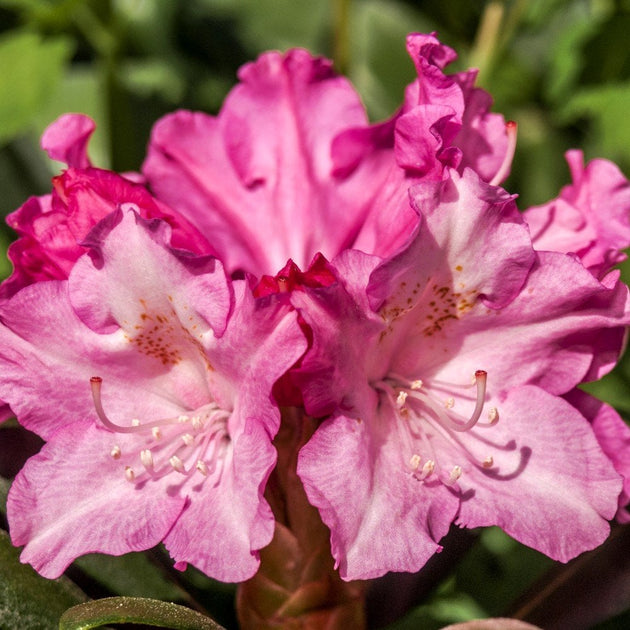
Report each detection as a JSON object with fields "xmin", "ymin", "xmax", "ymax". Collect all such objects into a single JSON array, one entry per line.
[{"xmin": 0, "ymin": 529, "xmax": 85, "ymax": 630}]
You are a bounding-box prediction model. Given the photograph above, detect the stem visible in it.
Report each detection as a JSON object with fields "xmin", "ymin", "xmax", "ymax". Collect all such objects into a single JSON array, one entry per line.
[
  {"xmin": 237, "ymin": 408, "xmax": 366, "ymax": 629},
  {"xmin": 332, "ymin": 0, "xmax": 352, "ymax": 75}
]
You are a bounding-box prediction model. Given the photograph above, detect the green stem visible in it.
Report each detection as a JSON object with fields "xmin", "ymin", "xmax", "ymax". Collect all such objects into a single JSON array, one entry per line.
[{"xmin": 332, "ymin": 0, "xmax": 352, "ymax": 75}]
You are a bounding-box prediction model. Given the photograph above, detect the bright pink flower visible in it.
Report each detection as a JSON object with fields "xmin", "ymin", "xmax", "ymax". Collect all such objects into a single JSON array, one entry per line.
[
  {"xmin": 524, "ymin": 150, "xmax": 630, "ymax": 278},
  {"xmin": 1, "ymin": 115, "xmax": 211, "ymax": 299},
  {"xmin": 142, "ymin": 34, "xmax": 513, "ymax": 278},
  {"xmin": 0, "ymin": 208, "xmax": 306, "ymax": 581},
  {"xmin": 294, "ymin": 168, "xmax": 629, "ymax": 580}
]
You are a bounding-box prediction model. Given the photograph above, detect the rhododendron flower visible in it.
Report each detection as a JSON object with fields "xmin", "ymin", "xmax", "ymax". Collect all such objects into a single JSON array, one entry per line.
[
  {"xmin": 295, "ymin": 168, "xmax": 629, "ymax": 580},
  {"xmin": 1, "ymin": 114, "xmax": 211, "ymax": 299},
  {"xmin": 0, "ymin": 208, "xmax": 306, "ymax": 580},
  {"xmin": 142, "ymin": 33, "xmax": 514, "ymax": 278},
  {"xmin": 525, "ymin": 149, "xmax": 630, "ymax": 278}
]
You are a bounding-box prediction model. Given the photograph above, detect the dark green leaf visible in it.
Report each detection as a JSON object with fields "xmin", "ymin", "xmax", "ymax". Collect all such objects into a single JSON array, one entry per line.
[{"xmin": 0, "ymin": 529, "xmax": 86, "ymax": 630}]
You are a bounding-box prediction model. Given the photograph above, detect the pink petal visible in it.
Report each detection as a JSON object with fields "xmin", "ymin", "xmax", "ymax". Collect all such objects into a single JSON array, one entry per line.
[
  {"xmin": 40, "ymin": 113, "xmax": 95, "ymax": 168},
  {"xmin": 70, "ymin": 207, "xmax": 229, "ymax": 336},
  {"xmin": 297, "ymin": 411, "xmax": 457, "ymax": 580},
  {"xmin": 143, "ymin": 49, "xmax": 370, "ymax": 276},
  {"xmin": 8, "ymin": 424, "xmax": 186, "ymax": 578},
  {"xmin": 525, "ymin": 150, "xmax": 630, "ymax": 277},
  {"xmin": 454, "ymin": 386, "xmax": 621, "ymax": 562}
]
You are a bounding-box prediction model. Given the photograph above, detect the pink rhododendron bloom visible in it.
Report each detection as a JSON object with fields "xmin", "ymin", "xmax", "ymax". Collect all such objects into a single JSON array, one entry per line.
[
  {"xmin": 142, "ymin": 33, "xmax": 513, "ymax": 278},
  {"xmin": 1, "ymin": 115, "xmax": 211, "ymax": 299},
  {"xmin": 294, "ymin": 168, "xmax": 629, "ymax": 580},
  {"xmin": 524, "ymin": 149, "xmax": 630, "ymax": 278},
  {"xmin": 0, "ymin": 208, "xmax": 306, "ymax": 581}
]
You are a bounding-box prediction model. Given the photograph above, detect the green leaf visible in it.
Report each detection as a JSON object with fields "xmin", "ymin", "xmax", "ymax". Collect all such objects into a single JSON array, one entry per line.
[
  {"xmin": 0, "ymin": 30, "xmax": 74, "ymax": 145},
  {"xmin": 0, "ymin": 529, "xmax": 86, "ymax": 630},
  {"xmin": 560, "ymin": 82, "xmax": 630, "ymax": 165},
  {"xmin": 59, "ymin": 596, "xmax": 226, "ymax": 630}
]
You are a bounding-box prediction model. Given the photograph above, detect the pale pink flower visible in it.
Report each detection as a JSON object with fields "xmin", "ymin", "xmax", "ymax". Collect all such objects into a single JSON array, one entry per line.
[
  {"xmin": 294, "ymin": 168, "xmax": 629, "ymax": 580},
  {"xmin": 0, "ymin": 208, "xmax": 306, "ymax": 580}
]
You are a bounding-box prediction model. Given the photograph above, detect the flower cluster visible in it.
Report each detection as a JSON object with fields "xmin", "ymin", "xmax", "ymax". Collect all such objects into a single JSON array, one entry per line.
[{"xmin": 1, "ymin": 32, "xmax": 629, "ymax": 585}]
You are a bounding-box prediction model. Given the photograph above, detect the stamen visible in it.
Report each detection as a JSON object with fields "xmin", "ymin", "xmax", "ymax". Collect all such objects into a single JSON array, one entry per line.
[
  {"xmin": 131, "ymin": 419, "xmax": 140, "ymax": 427},
  {"xmin": 169, "ymin": 455, "xmax": 186, "ymax": 473},
  {"xmin": 419, "ymin": 459, "xmax": 435, "ymax": 480},
  {"xmin": 196, "ymin": 460, "xmax": 208, "ymax": 476},
  {"xmin": 110, "ymin": 445, "xmax": 121, "ymax": 459},
  {"xmin": 482, "ymin": 456, "xmax": 494, "ymax": 469},
  {"xmin": 445, "ymin": 397, "xmax": 455, "ymax": 409},
  {"xmin": 181, "ymin": 433, "xmax": 195, "ymax": 446},
  {"xmin": 445, "ymin": 465, "xmax": 462, "ymax": 485},
  {"xmin": 124, "ymin": 466, "xmax": 135, "ymax": 482},
  {"xmin": 141, "ymin": 449, "xmax": 154, "ymax": 471},
  {"xmin": 489, "ymin": 120, "xmax": 517, "ymax": 186},
  {"xmin": 396, "ymin": 391, "xmax": 408, "ymax": 408},
  {"xmin": 152, "ymin": 427, "xmax": 162, "ymax": 440},
  {"xmin": 411, "ymin": 379, "xmax": 423, "ymax": 390},
  {"xmin": 191, "ymin": 416, "xmax": 203, "ymax": 430},
  {"xmin": 409, "ymin": 453, "xmax": 422, "ymax": 470},
  {"xmin": 487, "ymin": 407, "xmax": 499, "ymax": 424},
  {"xmin": 177, "ymin": 415, "xmax": 189, "ymax": 424}
]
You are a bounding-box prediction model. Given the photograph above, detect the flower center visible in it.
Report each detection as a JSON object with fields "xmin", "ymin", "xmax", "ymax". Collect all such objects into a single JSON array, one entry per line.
[
  {"xmin": 90, "ymin": 376, "xmax": 231, "ymax": 483},
  {"xmin": 373, "ymin": 370, "xmax": 498, "ymax": 486}
]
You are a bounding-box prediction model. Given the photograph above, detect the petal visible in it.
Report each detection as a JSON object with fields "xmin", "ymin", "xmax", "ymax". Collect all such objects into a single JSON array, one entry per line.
[
  {"xmin": 566, "ymin": 389, "xmax": 630, "ymax": 523},
  {"xmin": 70, "ymin": 207, "xmax": 230, "ymax": 336},
  {"xmin": 423, "ymin": 252, "xmax": 630, "ymax": 397},
  {"xmin": 40, "ymin": 113, "xmax": 95, "ymax": 168},
  {"xmin": 143, "ymin": 49, "xmax": 370, "ymax": 275},
  {"xmin": 525, "ymin": 150, "xmax": 630, "ymax": 278},
  {"xmin": 453, "ymin": 386, "xmax": 621, "ymax": 562},
  {"xmin": 164, "ymin": 418, "xmax": 276, "ymax": 582},
  {"xmin": 8, "ymin": 424, "xmax": 186, "ymax": 578},
  {"xmin": 297, "ymin": 410, "xmax": 457, "ymax": 581}
]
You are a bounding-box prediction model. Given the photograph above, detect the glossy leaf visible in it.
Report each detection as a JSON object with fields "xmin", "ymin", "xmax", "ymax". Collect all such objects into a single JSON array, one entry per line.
[{"xmin": 59, "ymin": 596, "xmax": 226, "ymax": 630}]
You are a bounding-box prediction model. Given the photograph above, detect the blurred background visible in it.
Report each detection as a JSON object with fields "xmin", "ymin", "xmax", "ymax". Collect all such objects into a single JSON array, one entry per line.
[{"xmin": 0, "ymin": 1, "xmax": 629, "ymax": 628}]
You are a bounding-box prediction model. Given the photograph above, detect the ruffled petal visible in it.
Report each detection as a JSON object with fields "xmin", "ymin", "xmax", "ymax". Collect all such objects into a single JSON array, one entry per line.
[
  {"xmin": 143, "ymin": 49, "xmax": 370, "ymax": 276},
  {"xmin": 525, "ymin": 150, "xmax": 630, "ymax": 278},
  {"xmin": 453, "ymin": 386, "xmax": 621, "ymax": 562},
  {"xmin": 41, "ymin": 113, "xmax": 95, "ymax": 168},
  {"xmin": 297, "ymin": 410, "xmax": 457, "ymax": 581},
  {"xmin": 7, "ymin": 424, "xmax": 186, "ymax": 578}
]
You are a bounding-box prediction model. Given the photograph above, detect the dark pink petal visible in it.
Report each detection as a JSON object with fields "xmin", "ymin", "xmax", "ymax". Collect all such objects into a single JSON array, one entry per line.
[
  {"xmin": 7, "ymin": 425, "xmax": 186, "ymax": 578},
  {"xmin": 2, "ymin": 167, "xmax": 210, "ymax": 298},
  {"xmin": 453, "ymin": 386, "xmax": 621, "ymax": 562},
  {"xmin": 143, "ymin": 49, "xmax": 371, "ymax": 276},
  {"xmin": 524, "ymin": 150, "xmax": 630, "ymax": 278},
  {"xmin": 40, "ymin": 113, "xmax": 95, "ymax": 168},
  {"xmin": 404, "ymin": 33, "xmax": 512, "ymax": 183}
]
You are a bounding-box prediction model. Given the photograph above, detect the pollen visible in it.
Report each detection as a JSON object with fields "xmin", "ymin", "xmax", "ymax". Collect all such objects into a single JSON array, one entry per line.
[
  {"xmin": 110, "ymin": 445, "xmax": 122, "ymax": 459},
  {"xmin": 124, "ymin": 466, "xmax": 135, "ymax": 482},
  {"xmin": 409, "ymin": 453, "xmax": 422, "ymax": 470}
]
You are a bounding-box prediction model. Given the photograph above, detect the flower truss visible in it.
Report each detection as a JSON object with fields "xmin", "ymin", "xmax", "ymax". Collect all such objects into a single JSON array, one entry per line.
[{"xmin": 0, "ymin": 31, "xmax": 629, "ymax": 592}]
